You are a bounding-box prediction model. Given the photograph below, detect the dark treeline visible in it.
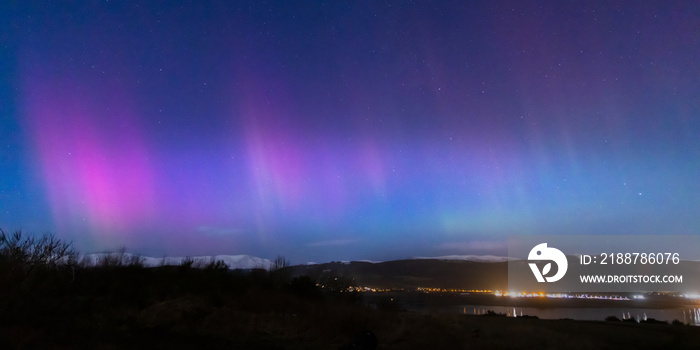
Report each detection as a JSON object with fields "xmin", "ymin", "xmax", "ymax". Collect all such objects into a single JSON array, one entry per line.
[{"xmin": 0, "ymin": 230, "xmax": 381, "ymax": 349}]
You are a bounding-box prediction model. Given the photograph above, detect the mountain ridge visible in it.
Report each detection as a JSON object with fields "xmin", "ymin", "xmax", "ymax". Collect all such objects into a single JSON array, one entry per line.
[{"xmin": 80, "ymin": 253, "xmax": 273, "ymax": 270}]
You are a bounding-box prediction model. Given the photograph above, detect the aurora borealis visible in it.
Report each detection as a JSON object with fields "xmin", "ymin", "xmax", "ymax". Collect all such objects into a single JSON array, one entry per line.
[{"xmin": 1, "ymin": 1, "xmax": 699, "ymax": 263}]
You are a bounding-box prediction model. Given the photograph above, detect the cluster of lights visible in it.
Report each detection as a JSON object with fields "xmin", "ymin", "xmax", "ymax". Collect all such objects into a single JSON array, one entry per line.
[
  {"xmin": 494, "ymin": 291, "xmax": 635, "ymax": 300},
  {"xmin": 312, "ymin": 285, "xmax": 698, "ymax": 302},
  {"xmin": 345, "ymin": 286, "xmax": 391, "ymax": 292},
  {"xmin": 416, "ymin": 288, "xmax": 492, "ymax": 293}
]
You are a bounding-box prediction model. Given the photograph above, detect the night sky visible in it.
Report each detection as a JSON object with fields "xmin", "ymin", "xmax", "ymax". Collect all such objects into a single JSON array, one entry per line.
[{"xmin": 1, "ymin": 1, "xmax": 699, "ymax": 263}]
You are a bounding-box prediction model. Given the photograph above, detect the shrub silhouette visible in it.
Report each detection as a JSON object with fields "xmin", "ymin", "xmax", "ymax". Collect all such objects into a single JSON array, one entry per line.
[{"xmin": 0, "ymin": 229, "xmax": 76, "ymax": 289}]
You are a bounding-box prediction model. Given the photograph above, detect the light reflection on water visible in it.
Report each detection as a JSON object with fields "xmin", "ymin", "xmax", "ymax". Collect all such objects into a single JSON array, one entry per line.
[{"xmin": 454, "ymin": 305, "xmax": 700, "ymax": 325}]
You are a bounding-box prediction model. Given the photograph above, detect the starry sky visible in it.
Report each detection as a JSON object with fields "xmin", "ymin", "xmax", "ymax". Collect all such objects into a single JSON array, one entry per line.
[{"xmin": 1, "ymin": 1, "xmax": 699, "ymax": 263}]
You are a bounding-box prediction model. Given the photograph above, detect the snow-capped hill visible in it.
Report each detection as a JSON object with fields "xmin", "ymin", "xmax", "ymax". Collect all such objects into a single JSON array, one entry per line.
[
  {"xmin": 205, "ymin": 255, "xmax": 272, "ymax": 270},
  {"xmin": 139, "ymin": 255, "xmax": 272, "ymax": 269},
  {"xmin": 80, "ymin": 253, "xmax": 272, "ymax": 270},
  {"xmin": 413, "ymin": 255, "xmax": 511, "ymax": 263}
]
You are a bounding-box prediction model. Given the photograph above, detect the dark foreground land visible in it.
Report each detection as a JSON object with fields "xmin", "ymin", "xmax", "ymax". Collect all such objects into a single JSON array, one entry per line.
[
  {"xmin": 2, "ymin": 232, "xmax": 699, "ymax": 349},
  {"xmin": 3, "ymin": 266, "xmax": 700, "ymax": 350},
  {"xmin": 4, "ymin": 297, "xmax": 700, "ymax": 350}
]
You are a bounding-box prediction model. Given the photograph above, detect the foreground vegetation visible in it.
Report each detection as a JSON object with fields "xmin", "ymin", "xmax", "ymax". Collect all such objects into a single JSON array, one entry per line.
[{"xmin": 2, "ymin": 230, "xmax": 699, "ymax": 349}]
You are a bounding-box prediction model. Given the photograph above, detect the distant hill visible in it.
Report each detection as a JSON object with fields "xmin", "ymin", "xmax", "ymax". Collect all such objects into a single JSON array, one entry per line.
[
  {"xmin": 413, "ymin": 255, "xmax": 512, "ymax": 263},
  {"xmin": 81, "ymin": 253, "xmax": 272, "ymax": 270},
  {"xmin": 290, "ymin": 259, "xmax": 508, "ymax": 290}
]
